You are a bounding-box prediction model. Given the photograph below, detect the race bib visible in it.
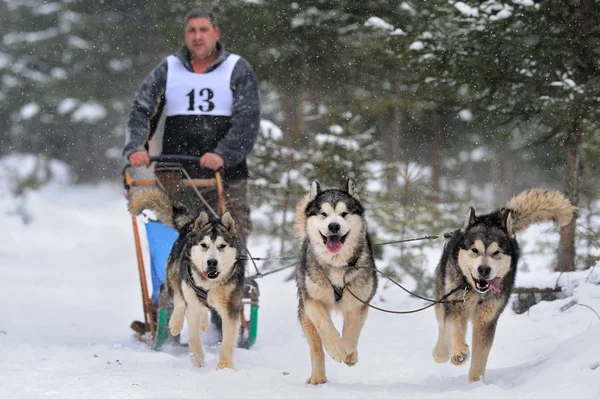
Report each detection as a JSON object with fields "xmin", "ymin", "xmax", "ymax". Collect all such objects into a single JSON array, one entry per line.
[{"xmin": 165, "ymin": 54, "xmax": 240, "ymax": 117}]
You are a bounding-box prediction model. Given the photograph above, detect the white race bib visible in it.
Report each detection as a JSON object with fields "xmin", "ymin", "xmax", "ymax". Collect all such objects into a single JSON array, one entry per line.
[{"xmin": 165, "ymin": 54, "xmax": 240, "ymax": 117}]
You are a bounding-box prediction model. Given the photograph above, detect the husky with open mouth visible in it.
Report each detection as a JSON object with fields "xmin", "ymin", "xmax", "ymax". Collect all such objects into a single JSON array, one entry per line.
[
  {"xmin": 295, "ymin": 180, "xmax": 378, "ymax": 385},
  {"xmin": 129, "ymin": 187, "xmax": 245, "ymax": 370},
  {"xmin": 432, "ymin": 188, "xmax": 575, "ymax": 382}
]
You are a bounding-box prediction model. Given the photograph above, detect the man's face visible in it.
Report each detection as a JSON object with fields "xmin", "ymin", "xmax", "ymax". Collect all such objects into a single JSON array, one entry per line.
[{"xmin": 184, "ymin": 17, "xmax": 220, "ymax": 60}]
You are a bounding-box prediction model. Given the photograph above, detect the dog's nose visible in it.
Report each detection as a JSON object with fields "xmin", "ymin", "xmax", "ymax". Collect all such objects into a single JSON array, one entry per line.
[
  {"xmin": 206, "ymin": 259, "xmax": 218, "ymax": 269},
  {"xmin": 328, "ymin": 222, "xmax": 340, "ymax": 234},
  {"xmin": 478, "ymin": 265, "xmax": 491, "ymax": 279}
]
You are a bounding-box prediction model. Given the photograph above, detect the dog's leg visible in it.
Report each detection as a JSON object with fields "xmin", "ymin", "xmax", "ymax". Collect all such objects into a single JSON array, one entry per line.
[
  {"xmin": 447, "ymin": 308, "xmax": 470, "ymax": 366},
  {"xmin": 299, "ymin": 306, "xmax": 327, "ymax": 385},
  {"xmin": 469, "ymin": 315, "xmax": 498, "ymax": 382},
  {"xmin": 182, "ymin": 284, "xmax": 207, "ymax": 367},
  {"xmin": 169, "ymin": 282, "xmax": 186, "ymax": 336},
  {"xmin": 433, "ymin": 303, "xmax": 450, "ymax": 363},
  {"xmin": 341, "ymin": 305, "xmax": 368, "ymax": 366},
  {"xmin": 215, "ymin": 308, "xmax": 240, "ymax": 370},
  {"xmin": 304, "ymin": 299, "xmax": 349, "ymax": 363}
]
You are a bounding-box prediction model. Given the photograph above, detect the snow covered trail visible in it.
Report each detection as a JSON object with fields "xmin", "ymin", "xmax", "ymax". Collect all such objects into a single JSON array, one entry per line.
[{"xmin": 1, "ymin": 184, "xmax": 599, "ymax": 399}]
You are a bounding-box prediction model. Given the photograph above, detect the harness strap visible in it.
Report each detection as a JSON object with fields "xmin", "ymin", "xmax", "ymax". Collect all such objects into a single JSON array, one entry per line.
[
  {"xmin": 329, "ymin": 255, "xmax": 360, "ymax": 302},
  {"xmin": 185, "ymin": 262, "xmax": 209, "ymax": 307}
]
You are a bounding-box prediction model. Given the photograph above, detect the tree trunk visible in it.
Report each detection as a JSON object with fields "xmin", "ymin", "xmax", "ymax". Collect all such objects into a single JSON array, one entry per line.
[
  {"xmin": 430, "ymin": 111, "xmax": 444, "ymax": 204},
  {"xmin": 555, "ymin": 0, "xmax": 592, "ymax": 271},
  {"xmin": 382, "ymin": 79, "xmax": 403, "ymax": 194},
  {"xmin": 556, "ymin": 122, "xmax": 582, "ymax": 272}
]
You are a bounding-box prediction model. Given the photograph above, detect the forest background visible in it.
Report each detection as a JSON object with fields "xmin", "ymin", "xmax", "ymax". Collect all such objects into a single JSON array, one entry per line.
[{"xmin": 2, "ymin": 0, "xmax": 599, "ymax": 285}]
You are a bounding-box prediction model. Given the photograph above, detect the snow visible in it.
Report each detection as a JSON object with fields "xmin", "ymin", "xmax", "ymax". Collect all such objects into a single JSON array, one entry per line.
[
  {"xmin": 458, "ymin": 109, "xmax": 473, "ymax": 122},
  {"xmin": 409, "ymin": 41, "xmax": 425, "ymax": 51},
  {"xmin": 71, "ymin": 102, "xmax": 107, "ymax": 123},
  {"xmin": 1, "ymin": 181, "xmax": 599, "ymax": 398},
  {"xmin": 20, "ymin": 103, "xmax": 40, "ymax": 120},
  {"xmin": 454, "ymin": 2, "xmax": 479, "ymax": 17},
  {"xmin": 364, "ymin": 17, "xmax": 395, "ymax": 32}
]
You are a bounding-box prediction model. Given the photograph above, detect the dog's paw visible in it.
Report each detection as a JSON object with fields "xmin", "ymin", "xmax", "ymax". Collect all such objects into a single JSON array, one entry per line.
[
  {"xmin": 468, "ymin": 370, "xmax": 485, "ymax": 383},
  {"xmin": 344, "ymin": 350, "xmax": 358, "ymax": 366},
  {"xmin": 168, "ymin": 313, "xmax": 184, "ymax": 336},
  {"xmin": 450, "ymin": 344, "xmax": 470, "ymax": 366},
  {"xmin": 306, "ymin": 373, "xmax": 327, "ymax": 385},
  {"xmin": 188, "ymin": 339, "xmax": 205, "ymax": 367},
  {"xmin": 216, "ymin": 359, "xmax": 235, "ymax": 370},
  {"xmin": 433, "ymin": 343, "xmax": 450, "ymax": 363},
  {"xmin": 323, "ymin": 338, "xmax": 349, "ymax": 363},
  {"xmin": 189, "ymin": 350, "xmax": 205, "ymax": 367}
]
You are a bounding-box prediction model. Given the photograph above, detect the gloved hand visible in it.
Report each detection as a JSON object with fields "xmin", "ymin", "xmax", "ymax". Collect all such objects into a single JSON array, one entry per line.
[
  {"xmin": 200, "ymin": 152, "xmax": 224, "ymax": 170},
  {"xmin": 128, "ymin": 151, "xmax": 150, "ymax": 167}
]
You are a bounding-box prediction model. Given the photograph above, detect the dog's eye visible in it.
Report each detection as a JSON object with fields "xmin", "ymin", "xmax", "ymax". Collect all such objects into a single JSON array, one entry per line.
[
  {"xmin": 218, "ymin": 244, "xmax": 227, "ymax": 250},
  {"xmin": 340, "ymin": 212, "xmax": 348, "ymax": 218},
  {"xmin": 200, "ymin": 243, "xmax": 208, "ymax": 249},
  {"xmin": 492, "ymin": 250, "xmax": 500, "ymax": 256},
  {"xmin": 471, "ymin": 248, "xmax": 479, "ymax": 254},
  {"xmin": 320, "ymin": 212, "xmax": 327, "ymax": 217}
]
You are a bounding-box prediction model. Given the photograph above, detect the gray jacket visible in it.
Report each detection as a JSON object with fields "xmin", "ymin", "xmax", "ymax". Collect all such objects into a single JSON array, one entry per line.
[{"xmin": 123, "ymin": 42, "xmax": 260, "ymax": 180}]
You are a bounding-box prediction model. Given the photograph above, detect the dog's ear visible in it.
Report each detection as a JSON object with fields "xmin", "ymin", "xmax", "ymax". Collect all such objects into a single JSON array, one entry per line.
[
  {"xmin": 172, "ymin": 201, "xmax": 194, "ymax": 231},
  {"xmin": 220, "ymin": 211, "xmax": 236, "ymax": 234},
  {"xmin": 346, "ymin": 179, "xmax": 360, "ymax": 200},
  {"xmin": 461, "ymin": 207, "xmax": 476, "ymax": 232},
  {"xmin": 192, "ymin": 211, "xmax": 210, "ymax": 231},
  {"xmin": 309, "ymin": 181, "xmax": 321, "ymax": 200},
  {"xmin": 502, "ymin": 208, "xmax": 515, "ymax": 238}
]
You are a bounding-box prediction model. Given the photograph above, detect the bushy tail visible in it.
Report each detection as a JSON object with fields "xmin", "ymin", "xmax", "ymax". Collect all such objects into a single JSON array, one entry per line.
[
  {"xmin": 294, "ymin": 194, "xmax": 310, "ymax": 243},
  {"xmin": 128, "ymin": 187, "xmax": 175, "ymax": 228},
  {"xmin": 506, "ymin": 188, "xmax": 576, "ymax": 234}
]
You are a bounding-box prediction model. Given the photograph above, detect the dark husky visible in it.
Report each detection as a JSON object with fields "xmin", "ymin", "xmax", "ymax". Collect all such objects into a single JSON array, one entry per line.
[
  {"xmin": 432, "ymin": 189, "xmax": 575, "ymax": 382},
  {"xmin": 295, "ymin": 180, "xmax": 378, "ymax": 385},
  {"xmin": 129, "ymin": 187, "xmax": 245, "ymax": 369}
]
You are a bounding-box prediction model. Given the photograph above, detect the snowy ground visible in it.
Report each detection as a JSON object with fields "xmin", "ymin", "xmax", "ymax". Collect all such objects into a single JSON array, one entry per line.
[{"xmin": 1, "ymin": 183, "xmax": 599, "ymax": 399}]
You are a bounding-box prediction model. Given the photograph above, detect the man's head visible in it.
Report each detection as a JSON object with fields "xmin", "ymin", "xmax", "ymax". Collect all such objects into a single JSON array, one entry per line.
[{"xmin": 184, "ymin": 8, "xmax": 220, "ymax": 61}]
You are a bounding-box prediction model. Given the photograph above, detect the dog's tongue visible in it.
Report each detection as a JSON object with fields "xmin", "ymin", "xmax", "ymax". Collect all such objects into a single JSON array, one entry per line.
[
  {"xmin": 202, "ymin": 271, "xmax": 209, "ymax": 278},
  {"xmin": 326, "ymin": 235, "xmax": 343, "ymax": 253},
  {"xmin": 489, "ymin": 276, "xmax": 502, "ymax": 292}
]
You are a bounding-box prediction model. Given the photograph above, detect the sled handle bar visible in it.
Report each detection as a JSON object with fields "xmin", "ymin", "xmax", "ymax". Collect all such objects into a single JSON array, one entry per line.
[{"xmin": 148, "ymin": 155, "xmax": 202, "ymax": 164}]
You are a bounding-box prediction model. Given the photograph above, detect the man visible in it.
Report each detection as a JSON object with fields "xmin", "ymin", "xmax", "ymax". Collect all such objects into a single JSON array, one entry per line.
[
  {"xmin": 123, "ymin": 8, "xmax": 260, "ymax": 240},
  {"xmin": 123, "ymin": 8, "xmax": 260, "ymax": 338}
]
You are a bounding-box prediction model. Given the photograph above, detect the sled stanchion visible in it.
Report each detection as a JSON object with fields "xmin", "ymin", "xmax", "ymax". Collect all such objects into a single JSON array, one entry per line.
[
  {"xmin": 248, "ymin": 304, "xmax": 259, "ymax": 348},
  {"xmin": 215, "ymin": 171, "xmax": 226, "ymax": 215},
  {"xmin": 125, "ymin": 171, "xmax": 156, "ymax": 340}
]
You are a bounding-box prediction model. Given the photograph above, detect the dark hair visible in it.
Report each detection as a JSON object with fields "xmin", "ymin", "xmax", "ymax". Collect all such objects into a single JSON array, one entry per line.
[{"xmin": 184, "ymin": 8, "xmax": 218, "ymax": 27}]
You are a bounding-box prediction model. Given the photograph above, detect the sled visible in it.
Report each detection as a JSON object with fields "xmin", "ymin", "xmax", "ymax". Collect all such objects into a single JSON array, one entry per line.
[{"xmin": 123, "ymin": 155, "xmax": 259, "ymax": 350}]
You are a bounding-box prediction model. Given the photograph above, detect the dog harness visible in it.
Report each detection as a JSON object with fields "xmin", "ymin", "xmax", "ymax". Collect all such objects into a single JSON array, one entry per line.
[
  {"xmin": 185, "ymin": 262, "xmax": 210, "ymax": 307},
  {"xmin": 330, "ymin": 255, "xmax": 360, "ymax": 303}
]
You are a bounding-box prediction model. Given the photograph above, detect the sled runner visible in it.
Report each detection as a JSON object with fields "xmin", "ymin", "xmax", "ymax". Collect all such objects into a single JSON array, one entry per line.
[{"xmin": 123, "ymin": 155, "xmax": 259, "ymax": 350}]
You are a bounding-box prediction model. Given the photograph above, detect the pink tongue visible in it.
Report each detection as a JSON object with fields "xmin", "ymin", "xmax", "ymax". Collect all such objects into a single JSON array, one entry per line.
[
  {"xmin": 489, "ymin": 276, "xmax": 502, "ymax": 292},
  {"xmin": 326, "ymin": 236, "xmax": 343, "ymax": 253},
  {"xmin": 202, "ymin": 271, "xmax": 209, "ymax": 278}
]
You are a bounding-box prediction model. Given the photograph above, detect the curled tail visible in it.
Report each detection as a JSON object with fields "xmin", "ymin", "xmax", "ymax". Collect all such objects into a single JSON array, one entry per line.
[
  {"xmin": 505, "ymin": 188, "xmax": 576, "ymax": 234},
  {"xmin": 294, "ymin": 194, "xmax": 310, "ymax": 243},
  {"xmin": 128, "ymin": 187, "xmax": 175, "ymax": 228}
]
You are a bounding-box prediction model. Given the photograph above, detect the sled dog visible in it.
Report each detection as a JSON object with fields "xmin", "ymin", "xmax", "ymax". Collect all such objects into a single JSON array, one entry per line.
[
  {"xmin": 129, "ymin": 187, "xmax": 245, "ymax": 369},
  {"xmin": 295, "ymin": 180, "xmax": 378, "ymax": 385},
  {"xmin": 432, "ymin": 189, "xmax": 575, "ymax": 382}
]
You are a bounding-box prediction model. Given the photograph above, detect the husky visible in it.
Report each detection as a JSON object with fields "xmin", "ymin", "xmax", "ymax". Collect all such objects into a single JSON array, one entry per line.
[
  {"xmin": 432, "ymin": 188, "xmax": 575, "ymax": 382},
  {"xmin": 295, "ymin": 180, "xmax": 378, "ymax": 385},
  {"xmin": 129, "ymin": 187, "xmax": 245, "ymax": 369}
]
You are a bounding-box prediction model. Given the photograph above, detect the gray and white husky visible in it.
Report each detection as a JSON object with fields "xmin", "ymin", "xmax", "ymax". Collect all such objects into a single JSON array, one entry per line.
[
  {"xmin": 129, "ymin": 187, "xmax": 245, "ymax": 369},
  {"xmin": 432, "ymin": 188, "xmax": 575, "ymax": 382},
  {"xmin": 295, "ymin": 180, "xmax": 378, "ymax": 385}
]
